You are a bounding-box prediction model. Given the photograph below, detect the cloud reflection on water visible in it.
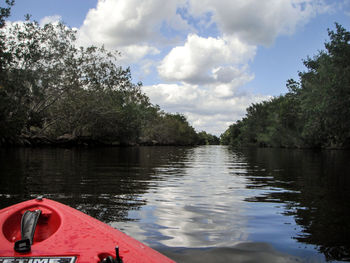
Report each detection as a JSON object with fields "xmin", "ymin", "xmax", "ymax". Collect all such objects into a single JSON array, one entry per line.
[{"xmin": 115, "ymin": 146, "xmax": 250, "ymax": 248}]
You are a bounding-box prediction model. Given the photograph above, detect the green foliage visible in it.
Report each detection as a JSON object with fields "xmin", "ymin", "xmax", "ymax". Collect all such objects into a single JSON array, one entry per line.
[
  {"xmin": 221, "ymin": 23, "xmax": 350, "ymax": 149},
  {"xmin": 141, "ymin": 112, "xmax": 198, "ymax": 145},
  {"xmin": 220, "ymin": 121, "xmax": 242, "ymax": 146},
  {"xmin": 0, "ymin": 0, "xmax": 14, "ymax": 28},
  {"xmin": 197, "ymin": 131, "xmax": 220, "ymax": 145},
  {"xmin": 0, "ymin": 12, "xmax": 199, "ymax": 146},
  {"xmin": 0, "ymin": 0, "xmax": 22, "ymax": 141},
  {"xmin": 299, "ymin": 23, "xmax": 350, "ymax": 147}
]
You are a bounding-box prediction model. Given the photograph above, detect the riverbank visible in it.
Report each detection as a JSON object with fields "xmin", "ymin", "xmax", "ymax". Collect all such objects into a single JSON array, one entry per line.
[{"xmin": 0, "ymin": 134, "xmax": 201, "ymax": 147}]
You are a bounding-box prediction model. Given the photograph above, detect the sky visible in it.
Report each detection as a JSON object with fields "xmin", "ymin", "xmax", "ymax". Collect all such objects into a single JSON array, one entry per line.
[{"xmin": 7, "ymin": 0, "xmax": 350, "ymax": 135}]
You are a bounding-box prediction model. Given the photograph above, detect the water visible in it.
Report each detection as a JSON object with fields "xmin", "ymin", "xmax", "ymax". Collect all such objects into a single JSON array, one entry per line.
[{"xmin": 1, "ymin": 146, "xmax": 350, "ymax": 262}]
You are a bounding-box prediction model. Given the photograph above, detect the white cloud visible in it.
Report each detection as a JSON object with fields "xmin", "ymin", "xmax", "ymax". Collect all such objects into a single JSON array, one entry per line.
[
  {"xmin": 75, "ymin": 0, "xmax": 331, "ymax": 135},
  {"xmin": 39, "ymin": 15, "xmax": 62, "ymax": 26},
  {"xmin": 142, "ymin": 83, "xmax": 202, "ymax": 109},
  {"xmin": 158, "ymin": 34, "xmax": 256, "ymax": 84},
  {"xmin": 77, "ymin": 0, "xmax": 330, "ymax": 60},
  {"xmin": 118, "ymin": 45, "xmax": 160, "ymax": 63},
  {"xmin": 188, "ymin": 0, "xmax": 331, "ymax": 45},
  {"xmin": 77, "ymin": 0, "xmax": 192, "ymax": 63},
  {"xmin": 212, "ymin": 67, "xmax": 255, "ymax": 98},
  {"xmin": 78, "ymin": 0, "xmax": 188, "ymax": 47},
  {"xmin": 142, "ymin": 83, "xmax": 270, "ymax": 135}
]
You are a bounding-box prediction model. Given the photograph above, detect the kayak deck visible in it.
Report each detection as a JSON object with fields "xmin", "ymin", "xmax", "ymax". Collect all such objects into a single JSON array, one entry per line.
[{"xmin": 0, "ymin": 198, "xmax": 175, "ymax": 263}]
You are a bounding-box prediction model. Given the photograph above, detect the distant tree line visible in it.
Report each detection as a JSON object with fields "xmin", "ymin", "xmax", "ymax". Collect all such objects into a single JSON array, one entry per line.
[
  {"xmin": 221, "ymin": 23, "xmax": 350, "ymax": 149},
  {"xmin": 0, "ymin": 2, "xmax": 218, "ymax": 146},
  {"xmin": 197, "ymin": 131, "xmax": 220, "ymax": 145}
]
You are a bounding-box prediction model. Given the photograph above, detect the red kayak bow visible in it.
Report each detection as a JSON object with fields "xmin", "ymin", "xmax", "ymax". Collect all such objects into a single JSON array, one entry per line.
[{"xmin": 0, "ymin": 198, "xmax": 175, "ymax": 263}]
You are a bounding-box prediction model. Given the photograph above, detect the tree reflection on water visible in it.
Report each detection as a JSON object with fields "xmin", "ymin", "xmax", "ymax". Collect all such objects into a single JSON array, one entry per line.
[
  {"xmin": 238, "ymin": 148, "xmax": 350, "ymax": 261},
  {"xmin": 0, "ymin": 147, "xmax": 191, "ymax": 223}
]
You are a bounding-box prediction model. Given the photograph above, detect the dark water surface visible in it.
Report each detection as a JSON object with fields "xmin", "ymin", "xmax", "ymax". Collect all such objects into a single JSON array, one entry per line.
[{"xmin": 1, "ymin": 146, "xmax": 350, "ymax": 262}]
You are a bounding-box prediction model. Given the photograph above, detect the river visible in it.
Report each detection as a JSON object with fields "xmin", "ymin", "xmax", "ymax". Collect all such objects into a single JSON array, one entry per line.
[{"xmin": 0, "ymin": 146, "xmax": 349, "ymax": 262}]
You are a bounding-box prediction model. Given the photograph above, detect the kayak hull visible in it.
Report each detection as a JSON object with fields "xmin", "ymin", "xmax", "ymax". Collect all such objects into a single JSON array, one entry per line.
[{"xmin": 0, "ymin": 198, "xmax": 174, "ymax": 263}]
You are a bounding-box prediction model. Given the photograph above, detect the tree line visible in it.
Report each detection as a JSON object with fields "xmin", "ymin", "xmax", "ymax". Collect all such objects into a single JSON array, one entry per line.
[
  {"xmin": 221, "ymin": 23, "xmax": 350, "ymax": 149},
  {"xmin": 0, "ymin": 1, "xmax": 219, "ymax": 146}
]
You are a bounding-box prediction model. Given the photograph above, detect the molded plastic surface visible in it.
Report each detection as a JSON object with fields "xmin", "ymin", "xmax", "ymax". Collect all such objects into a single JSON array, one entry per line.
[{"xmin": 0, "ymin": 198, "xmax": 174, "ymax": 263}]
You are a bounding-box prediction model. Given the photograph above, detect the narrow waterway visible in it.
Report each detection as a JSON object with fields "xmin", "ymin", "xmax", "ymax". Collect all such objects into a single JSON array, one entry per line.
[{"xmin": 1, "ymin": 146, "xmax": 349, "ymax": 262}]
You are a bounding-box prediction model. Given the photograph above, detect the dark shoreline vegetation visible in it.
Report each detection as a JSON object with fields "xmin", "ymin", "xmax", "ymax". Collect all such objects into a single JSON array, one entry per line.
[
  {"xmin": 221, "ymin": 23, "xmax": 350, "ymax": 149},
  {"xmin": 0, "ymin": 2, "xmax": 219, "ymax": 147}
]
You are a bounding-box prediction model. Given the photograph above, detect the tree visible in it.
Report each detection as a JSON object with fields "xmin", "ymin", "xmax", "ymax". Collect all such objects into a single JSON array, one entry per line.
[
  {"xmin": 1, "ymin": 5, "xmax": 210, "ymax": 146},
  {"xmin": 0, "ymin": 0, "xmax": 22, "ymax": 142},
  {"xmin": 141, "ymin": 112, "xmax": 198, "ymax": 145},
  {"xmin": 221, "ymin": 23, "xmax": 350, "ymax": 149},
  {"xmin": 298, "ymin": 23, "xmax": 350, "ymax": 147},
  {"xmin": 197, "ymin": 131, "xmax": 220, "ymax": 145},
  {"xmin": 1, "ymin": 18, "xmax": 157, "ymax": 144}
]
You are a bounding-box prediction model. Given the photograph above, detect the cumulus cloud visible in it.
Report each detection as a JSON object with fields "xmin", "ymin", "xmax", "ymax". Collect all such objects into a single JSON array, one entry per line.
[
  {"xmin": 142, "ymin": 83, "xmax": 270, "ymax": 135},
  {"xmin": 77, "ymin": 0, "xmax": 331, "ymax": 62},
  {"xmin": 78, "ymin": 0, "xmax": 188, "ymax": 47},
  {"xmin": 78, "ymin": 0, "xmax": 332, "ymax": 55},
  {"xmin": 77, "ymin": 0, "xmax": 192, "ymax": 66},
  {"xmin": 117, "ymin": 45, "xmax": 160, "ymax": 64},
  {"xmin": 142, "ymin": 83, "xmax": 203, "ymax": 110},
  {"xmin": 76, "ymin": 0, "xmax": 331, "ymax": 135},
  {"xmin": 188, "ymin": 0, "xmax": 331, "ymax": 45},
  {"xmin": 158, "ymin": 34, "xmax": 256, "ymax": 84},
  {"xmin": 39, "ymin": 15, "xmax": 62, "ymax": 26}
]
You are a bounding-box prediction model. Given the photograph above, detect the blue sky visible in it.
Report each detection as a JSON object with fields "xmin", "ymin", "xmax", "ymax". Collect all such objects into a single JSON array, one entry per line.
[{"xmin": 7, "ymin": 0, "xmax": 350, "ymax": 135}]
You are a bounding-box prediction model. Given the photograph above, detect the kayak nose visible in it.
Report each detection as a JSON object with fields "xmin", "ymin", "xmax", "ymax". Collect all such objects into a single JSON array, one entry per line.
[{"xmin": 1, "ymin": 198, "xmax": 175, "ymax": 262}]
